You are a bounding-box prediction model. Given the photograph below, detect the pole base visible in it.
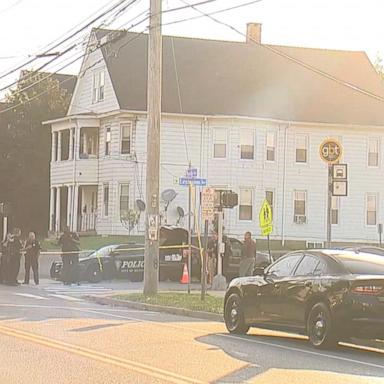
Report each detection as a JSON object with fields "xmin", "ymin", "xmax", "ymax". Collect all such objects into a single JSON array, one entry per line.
[{"xmin": 211, "ymin": 274, "xmax": 227, "ymax": 291}]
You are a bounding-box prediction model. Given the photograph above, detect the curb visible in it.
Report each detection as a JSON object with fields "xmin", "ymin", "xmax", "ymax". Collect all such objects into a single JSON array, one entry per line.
[{"xmin": 84, "ymin": 295, "xmax": 224, "ymax": 322}]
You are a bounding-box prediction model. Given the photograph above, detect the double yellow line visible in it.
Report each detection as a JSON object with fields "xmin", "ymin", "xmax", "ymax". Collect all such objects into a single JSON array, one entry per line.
[{"xmin": 0, "ymin": 324, "xmax": 203, "ymax": 384}]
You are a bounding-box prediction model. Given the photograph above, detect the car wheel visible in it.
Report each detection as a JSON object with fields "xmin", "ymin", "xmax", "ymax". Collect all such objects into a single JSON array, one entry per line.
[
  {"xmin": 307, "ymin": 302, "xmax": 338, "ymax": 349},
  {"xmin": 224, "ymin": 293, "xmax": 250, "ymax": 334},
  {"xmin": 87, "ymin": 265, "xmax": 103, "ymax": 283}
]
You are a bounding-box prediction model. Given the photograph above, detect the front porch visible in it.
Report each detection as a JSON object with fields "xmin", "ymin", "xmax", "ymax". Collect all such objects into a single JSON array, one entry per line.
[{"xmin": 49, "ymin": 184, "xmax": 98, "ymax": 234}]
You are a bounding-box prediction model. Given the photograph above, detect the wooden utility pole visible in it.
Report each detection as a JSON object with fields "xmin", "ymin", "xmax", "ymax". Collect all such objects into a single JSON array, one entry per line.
[{"xmin": 144, "ymin": 0, "xmax": 162, "ymax": 296}]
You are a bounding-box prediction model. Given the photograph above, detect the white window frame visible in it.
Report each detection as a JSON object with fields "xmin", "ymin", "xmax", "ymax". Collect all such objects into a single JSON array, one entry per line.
[
  {"xmin": 213, "ymin": 128, "xmax": 227, "ymax": 159},
  {"xmin": 103, "ymin": 183, "xmax": 110, "ymax": 217},
  {"xmin": 293, "ymin": 190, "xmax": 307, "ymax": 224},
  {"xmin": 240, "ymin": 129, "xmax": 254, "ymax": 160},
  {"xmin": 367, "ymin": 137, "xmax": 379, "ymax": 167},
  {"xmin": 92, "ymin": 70, "xmax": 105, "ymax": 103},
  {"xmin": 120, "ymin": 122, "xmax": 132, "ymax": 155},
  {"xmin": 266, "ymin": 131, "xmax": 276, "ymax": 162},
  {"xmin": 239, "ymin": 188, "xmax": 253, "ymax": 221},
  {"xmin": 295, "ymin": 133, "xmax": 308, "ymax": 164},
  {"xmin": 366, "ymin": 193, "xmax": 378, "ymax": 226},
  {"xmin": 119, "ymin": 183, "xmax": 130, "ymax": 217},
  {"xmin": 331, "ymin": 196, "xmax": 339, "ymax": 226},
  {"xmin": 105, "ymin": 125, "xmax": 111, "ymax": 156}
]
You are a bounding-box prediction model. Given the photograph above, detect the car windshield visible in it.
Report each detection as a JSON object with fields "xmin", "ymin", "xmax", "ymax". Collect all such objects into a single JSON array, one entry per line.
[
  {"xmin": 329, "ymin": 251, "xmax": 384, "ymax": 275},
  {"xmin": 86, "ymin": 245, "xmax": 118, "ymax": 259}
]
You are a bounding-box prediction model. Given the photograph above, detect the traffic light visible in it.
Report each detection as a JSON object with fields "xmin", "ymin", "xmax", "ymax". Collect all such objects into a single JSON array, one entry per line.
[{"xmin": 221, "ymin": 191, "xmax": 238, "ymax": 208}]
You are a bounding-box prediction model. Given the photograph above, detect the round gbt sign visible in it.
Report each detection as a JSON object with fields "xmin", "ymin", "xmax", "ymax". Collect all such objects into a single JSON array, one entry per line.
[{"xmin": 319, "ymin": 139, "xmax": 343, "ymax": 164}]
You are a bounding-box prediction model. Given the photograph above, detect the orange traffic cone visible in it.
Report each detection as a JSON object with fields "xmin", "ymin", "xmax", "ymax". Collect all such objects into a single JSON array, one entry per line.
[{"xmin": 180, "ymin": 263, "xmax": 189, "ymax": 284}]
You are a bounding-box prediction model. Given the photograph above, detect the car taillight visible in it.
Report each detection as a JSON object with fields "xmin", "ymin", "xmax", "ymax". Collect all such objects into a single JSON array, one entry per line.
[{"xmin": 352, "ymin": 285, "xmax": 383, "ymax": 295}]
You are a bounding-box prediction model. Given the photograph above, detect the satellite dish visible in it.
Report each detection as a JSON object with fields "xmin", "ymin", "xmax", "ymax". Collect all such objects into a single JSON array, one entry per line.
[
  {"xmin": 136, "ymin": 199, "xmax": 146, "ymax": 211},
  {"xmin": 161, "ymin": 189, "xmax": 177, "ymax": 203},
  {"xmin": 177, "ymin": 207, "xmax": 185, "ymax": 218}
]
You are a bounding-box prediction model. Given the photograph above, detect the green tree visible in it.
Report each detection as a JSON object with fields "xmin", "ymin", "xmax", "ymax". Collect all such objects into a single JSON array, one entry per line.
[{"xmin": 0, "ymin": 72, "xmax": 72, "ymax": 237}]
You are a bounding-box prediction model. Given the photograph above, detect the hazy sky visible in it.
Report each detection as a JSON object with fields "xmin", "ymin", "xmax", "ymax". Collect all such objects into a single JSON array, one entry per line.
[{"xmin": 0, "ymin": 0, "xmax": 383, "ymax": 95}]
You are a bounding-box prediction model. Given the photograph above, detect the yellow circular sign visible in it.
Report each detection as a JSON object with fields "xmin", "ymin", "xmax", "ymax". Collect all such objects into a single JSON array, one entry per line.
[{"xmin": 319, "ymin": 139, "xmax": 343, "ymax": 164}]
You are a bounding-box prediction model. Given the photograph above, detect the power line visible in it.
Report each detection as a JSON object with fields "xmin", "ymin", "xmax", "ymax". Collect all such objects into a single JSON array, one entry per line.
[
  {"xmin": 0, "ymin": 0, "xmax": 137, "ymax": 83},
  {"xmin": 181, "ymin": 0, "xmax": 384, "ymax": 104}
]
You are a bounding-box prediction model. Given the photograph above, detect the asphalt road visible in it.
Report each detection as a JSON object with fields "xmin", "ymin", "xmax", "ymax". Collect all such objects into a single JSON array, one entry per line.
[{"xmin": 0, "ymin": 282, "xmax": 384, "ymax": 383}]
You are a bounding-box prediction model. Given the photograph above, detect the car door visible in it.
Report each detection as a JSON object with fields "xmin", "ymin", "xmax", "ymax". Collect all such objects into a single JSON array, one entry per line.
[
  {"xmin": 279, "ymin": 254, "xmax": 322, "ymax": 327},
  {"xmin": 246, "ymin": 253, "xmax": 303, "ymax": 324}
]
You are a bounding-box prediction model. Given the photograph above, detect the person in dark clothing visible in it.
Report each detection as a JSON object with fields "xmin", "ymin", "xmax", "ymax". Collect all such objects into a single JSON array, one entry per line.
[
  {"xmin": 222, "ymin": 235, "xmax": 232, "ymax": 280},
  {"xmin": 23, "ymin": 231, "xmax": 41, "ymax": 285},
  {"xmin": 0, "ymin": 236, "xmax": 10, "ymax": 284},
  {"xmin": 239, "ymin": 231, "xmax": 256, "ymax": 277},
  {"xmin": 206, "ymin": 232, "xmax": 218, "ymax": 285},
  {"xmin": 58, "ymin": 226, "xmax": 80, "ymax": 285},
  {"xmin": 5, "ymin": 228, "xmax": 23, "ymax": 285}
]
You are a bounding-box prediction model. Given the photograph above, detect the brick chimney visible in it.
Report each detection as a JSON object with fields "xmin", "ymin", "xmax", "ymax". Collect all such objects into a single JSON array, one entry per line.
[{"xmin": 246, "ymin": 23, "xmax": 262, "ymax": 44}]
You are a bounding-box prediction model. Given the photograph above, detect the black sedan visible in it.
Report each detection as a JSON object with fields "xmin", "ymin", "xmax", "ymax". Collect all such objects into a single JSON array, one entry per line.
[{"xmin": 224, "ymin": 249, "xmax": 384, "ymax": 349}]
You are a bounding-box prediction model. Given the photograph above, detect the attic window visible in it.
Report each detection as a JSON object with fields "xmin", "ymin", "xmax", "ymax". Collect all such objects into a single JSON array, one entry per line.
[{"xmin": 92, "ymin": 70, "xmax": 105, "ymax": 103}]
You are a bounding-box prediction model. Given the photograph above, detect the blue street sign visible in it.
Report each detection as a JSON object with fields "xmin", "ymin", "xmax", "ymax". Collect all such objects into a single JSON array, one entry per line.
[
  {"xmin": 186, "ymin": 168, "xmax": 198, "ymax": 178},
  {"xmin": 179, "ymin": 177, "xmax": 207, "ymax": 186}
]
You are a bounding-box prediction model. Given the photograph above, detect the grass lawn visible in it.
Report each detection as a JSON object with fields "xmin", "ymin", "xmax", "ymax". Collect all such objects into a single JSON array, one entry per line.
[
  {"xmin": 41, "ymin": 235, "xmax": 144, "ymax": 252},
  {"xmin": 113, "ymin": 292, "xmax": 224, "ymax": 314}
]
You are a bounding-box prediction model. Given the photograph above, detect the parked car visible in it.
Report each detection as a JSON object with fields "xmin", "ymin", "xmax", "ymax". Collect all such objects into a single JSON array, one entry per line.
[
  {"xmin": 223, "ymin": 249, "xmax": 384, "ymax": 349},
  {"xmin": 342, "ymin": 245, "xmax": 384, "ymax": 256},
  {"xmin": 50, "ymin": 226, "xmax": 198, "ymax": 283}
]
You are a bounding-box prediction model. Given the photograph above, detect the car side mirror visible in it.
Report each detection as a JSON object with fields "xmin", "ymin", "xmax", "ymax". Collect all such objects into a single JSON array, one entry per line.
[{"xmin": 253, "ymin": 267, "xmax": 265, "ymax": 276}]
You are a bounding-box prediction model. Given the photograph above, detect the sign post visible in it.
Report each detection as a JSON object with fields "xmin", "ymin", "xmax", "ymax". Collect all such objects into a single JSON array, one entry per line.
[{"xmin": 319, "ymin": 139, "xmax": 344, "ymax": 248}]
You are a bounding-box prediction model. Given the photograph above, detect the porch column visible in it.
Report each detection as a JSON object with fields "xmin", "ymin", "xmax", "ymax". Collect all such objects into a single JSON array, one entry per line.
[
  {"xmin": 67, "ymin": 185, "xmax": 72, "ymax": 228},
  {"xmin": 55, "ymin": 186, "xmax": 61, "ymax": 232},
  {"xmin": 74, "ymin": 126, "xmax": 81, "ymax": 160},
  {"xmin": 49, "ymin": 187, "xmax": 55, "ymax": 231},
  {"xmin": 69, "ymin": 129, "xmax": 73, "ymax": 160},
  {"xmin": 83, "ymin": 131, "xmax": 87, "ymax": 155},
  {"xmin": 51, "ymin": 132, "xmax": 57, "ymax": 162},
  {"xmin": 57, "ymin": 131, "xmax": 62, "ymax": 162},
  {"xmin": 72, "ymin": 185, "xmax": 79, "ymax": 232}
]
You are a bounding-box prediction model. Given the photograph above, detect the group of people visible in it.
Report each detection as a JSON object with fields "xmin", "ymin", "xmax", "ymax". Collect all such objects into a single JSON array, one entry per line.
[
  {"xmin": 0, "ymin": 228, "xmax": 41, "ymax": 286},
  {"xmin": 206, "ymin": 230, "xmax": 257, "ymax": 283}
]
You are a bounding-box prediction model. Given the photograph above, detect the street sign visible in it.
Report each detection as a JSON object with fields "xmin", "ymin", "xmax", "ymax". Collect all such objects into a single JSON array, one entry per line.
[
  {"xmin": 201, "ymin": 187, "xmax": 215, "ymax": 221},
  {"xmin": 186, "ymin": 168, "xmax": 198, "ymax": 178},
  {"xmin": 332, "ymin": 180, "xmax": 348, "ymax": 196},
  {"xmin": 147, "ymin": 214, "xmax": 159, "ymax": 241},
  {"xmin": 179, "ymin": 177, "xmax": 207, "ymax": 186},
  {"xmin": 261, "ymin": 225, "xmax": 273, "ymax": 236},
  {"xmin": 319, "ymin": 139, "xmax": 343, "ymax": 164},
  {"xmin": 259, "ymin": 199, "xmax": 273, "ymax": 228},
  {"xmin": 332, "ymin": 163, "xmax": 347, "ymax": 179}
]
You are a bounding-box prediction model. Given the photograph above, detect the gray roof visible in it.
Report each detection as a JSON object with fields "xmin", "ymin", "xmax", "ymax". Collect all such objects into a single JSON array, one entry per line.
[{"xmin": 95, "ymin": 29, "xmax": 384, "ymax": 126}]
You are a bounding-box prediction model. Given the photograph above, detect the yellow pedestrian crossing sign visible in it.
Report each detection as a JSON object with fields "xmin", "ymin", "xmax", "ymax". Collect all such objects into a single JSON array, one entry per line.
[{"xmin": 259, "ymin": 199, "xmax": 273, "ymax": 236}]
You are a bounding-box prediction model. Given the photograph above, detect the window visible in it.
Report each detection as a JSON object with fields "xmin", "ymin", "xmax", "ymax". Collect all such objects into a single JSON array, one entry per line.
[
  {"xmin": 295, "ymin": 134, "xmax": 307, "ymax": 163},
  {"xmin": 92, "ymin": 70, "xmax": 105, "ymax": 103},
  {"xmin": 313, "ymin": 260, "xmax": 327, "ymax": 276},
  {"xmin": 119, "ymin": 184, "xmax": 129, "ymax": 216},
  {"xmin": 240, "ymin": 130, "xmax": 254, "ymax": 159},
  {"xmin": 266, "ymin": 132, "xmax": 276, "ymax": 161},
  {"xmin": 105, "ymin": 126, "xmax": 111, "ymax": 156},
  {"xmin": 213, "ymin": 128, "xmax": 227, "ymax": 158},
  {"xmin": 266, "ymin": 190, "xmax": 274, "ymax": 217},
  {"xmin": 294, "ymin": 191, "xmax": 306, "ymax": 224},
  {"xmin": 366, "ymin": 194, "xmax": 377, "ymax": 226},
  {"xmin": 121, "ymin": 123, "xmax": 132, "ymax": 154},
  {"xmin": 294, "ymin": 255, "xmax": 319, "ymax": 276},
  {"xmin": 368, "ymin": 138, "xmax": 379, "ymax": 167},
  {"xmin": 268, "ymin": 254, "xmax": 302, "ymax": 277},
  {"xmin": 331, "ymin": 196, "xmax": 339, "ymax": 225},
  {"xmin": 239, "ymin": 189, "xmax": 253, "ymax": 220},
  {"xmin": 103, "ymin": 184, "xmax": 109, "ymax": 217}
]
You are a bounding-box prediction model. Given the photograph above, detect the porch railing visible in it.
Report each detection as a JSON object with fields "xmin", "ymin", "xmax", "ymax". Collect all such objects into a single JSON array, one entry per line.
[{"xmin": 78, "ymin": 213, "xmax": 97, "ymax": 232}]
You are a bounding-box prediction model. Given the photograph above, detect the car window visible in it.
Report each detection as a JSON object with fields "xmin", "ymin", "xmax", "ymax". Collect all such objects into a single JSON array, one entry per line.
[
  {"xmin": 313, "ymin": 260, "xmax": 327, "ymax": 275},
  {"xmin": 267, "ymin": 254, "xmax": 302, "ymax": 277},
  {"xmin": 294, "ymin": 255, "xmax": 320, "ymax": 276}
]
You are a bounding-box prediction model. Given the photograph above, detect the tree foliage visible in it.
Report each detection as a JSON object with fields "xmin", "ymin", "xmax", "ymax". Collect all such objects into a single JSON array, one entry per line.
[{"xmin": 0, "ymin": 72, "xmax": 72, "ymax": 237}]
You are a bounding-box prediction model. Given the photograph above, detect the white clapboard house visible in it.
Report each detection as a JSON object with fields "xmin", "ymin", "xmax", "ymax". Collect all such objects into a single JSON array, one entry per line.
[{"xmin": 45, "ymin": 23, "xmax": 384, "ymax": 246}]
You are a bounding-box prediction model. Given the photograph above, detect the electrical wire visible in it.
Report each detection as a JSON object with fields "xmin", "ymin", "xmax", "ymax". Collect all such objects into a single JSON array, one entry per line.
[{"xmin": 180, "ymin": 0, "xmax": 384, "ymax": 104}]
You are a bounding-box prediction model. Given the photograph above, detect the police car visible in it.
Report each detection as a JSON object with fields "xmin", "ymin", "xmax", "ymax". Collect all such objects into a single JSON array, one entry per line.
[{"xmin": 50, "ymin": 226, "xmax": 199, "ymax": 283}]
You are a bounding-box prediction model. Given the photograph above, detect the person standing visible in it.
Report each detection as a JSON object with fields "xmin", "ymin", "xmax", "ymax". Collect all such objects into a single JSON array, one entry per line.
[
  {"xmin": 7, "ymin": 228, "xmax": 23, "ymax": 285},
  {"xmin": 58, "ymin": 226, "xmax": 80, "ymax": 285},
  {"xmin": 206, "ymin": 232, "xmax": 218, "ymax": 285},
  {"xmin": 239, "ymin": 231, "xmax": 256, "ymax": 277},
  {"xmin": 23, "ymin": 232, "xmax": 41, "ymax": 285}
]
